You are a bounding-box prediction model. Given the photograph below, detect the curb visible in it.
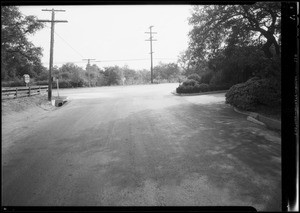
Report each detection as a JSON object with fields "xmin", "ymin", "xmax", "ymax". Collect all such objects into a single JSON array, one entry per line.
[
  {"xmin": 233, "ymin": 107, "xmax": 281, "ymax": 131},
  {"xmin": 171, "ymin": 90, "xmax": 228, "ymax": 96}
]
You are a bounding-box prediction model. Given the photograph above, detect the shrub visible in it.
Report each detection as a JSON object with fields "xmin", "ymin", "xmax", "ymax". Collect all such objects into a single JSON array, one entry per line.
[
  {"xmin": 35, "ymin": 80, "xmax": 48, "ymax": 86},
  {"xmin": 246, "ymin": 76, "xmax": 260, "ymax": 83},
  {"xmin": 182, "ymin": 79, "xmax": 199, "ymax": 87},
  {"xmin": 53, "ymin": 80, "xmax": 72, "ymax": 88},
  {"xmin": 176, "ymin": 85, "xmax": 200, "ymax": 93},
  {"xmin": 209, "ymin": 71, "xmax": 225, "ymax": 86},
  {"xmin": 200, "ymin": 71, "xmax": 213, "ymax": 84},
  {"xmin": 225, "ymin": 78, "xmax": 281, "ymax": 110},
  {"xmin": 255, "ymin": 78, "xmax": 281, "ymax": 107},
  {"xmin": 187, "ymin": 73, "xmax": 201, "ymax": 83},
  {"xmin": 1, "ymin": 79, "xmax": 26, "ymax": 87},
  {"xmin": 198, "ymin": 83, "xmax": 210, "ymax": 92}
]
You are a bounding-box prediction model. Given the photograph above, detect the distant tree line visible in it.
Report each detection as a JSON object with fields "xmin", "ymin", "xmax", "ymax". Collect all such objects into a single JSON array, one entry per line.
[{"xmin": 46, "ymin": 62, "xmax": 181, "ymax": 88}]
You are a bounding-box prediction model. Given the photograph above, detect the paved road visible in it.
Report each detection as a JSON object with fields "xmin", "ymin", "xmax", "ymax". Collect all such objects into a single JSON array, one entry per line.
[{"xmin": 2, "ymin": 83, "xmax": 281, "ymax": 210}]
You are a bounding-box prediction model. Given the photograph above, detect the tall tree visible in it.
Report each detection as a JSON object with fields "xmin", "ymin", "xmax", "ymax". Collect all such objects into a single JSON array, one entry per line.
[
  {"xmin": 153, "ymin": 62, "xmax": 181, "ymax": 82},
  {"xmin": 59, "ymin": 63, "xmax": 85, "ymax": 86},
  {"xmin": 188, "ymin": 3, "xmax": 281, "ymax": 62},
  {"xmin": 1, "ymin": 6, "xmax": 45, "ymax": 80},
  {"xmin": 122, "ymin": 66, "xmax": 137, "ymax": 85},
  {"xmin": 103, "ymin": 66, "xmax": 122, "ymax": 86}
]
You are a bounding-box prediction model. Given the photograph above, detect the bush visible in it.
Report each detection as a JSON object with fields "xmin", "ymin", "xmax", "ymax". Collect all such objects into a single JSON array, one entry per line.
[
  {"xmin": 2, "ymin": 79, "xmax": 26, "ymax": 87},
  {"xmin": 51, "ymin": 80, "xmax": 72, "ymax": 88},
  {"xmin": 176, "ymin": 85, "xmax": 199, "ymax": 93},
  {"xmin": 209, "ymin": 71, "xmax": 225, "ymax": 86},
  {"xmin": 187, "ymin": 73, "xmax": 201, "ymax": 83},
  {"xmin": 225, "ymin": 78, "xmax": 281, "ymax": 110},
  {"xmin": 255, "ymin": 78, "xmax": 281, "ymax": 107},
  {"xmin": 182, "ymin": 79, "xmax": 199, "ymax": 87},
  {"xmin": 35, "ymin": 80, "xmax": 48, "ymax": 86},
  {"xmin": 176, "ymin": 81, "xmax": 209, "ymax": 94},
  {"xmin": 198, "ymin": 83, "xmax": 210, "ymax": 92},
  {"xmin": 200, "ymin": 71, "xmax": 214, "ymax": 84}
]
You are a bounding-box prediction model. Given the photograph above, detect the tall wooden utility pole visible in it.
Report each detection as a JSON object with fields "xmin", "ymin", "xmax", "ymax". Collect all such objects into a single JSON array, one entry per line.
[
  {"xmin": 38, "ymin": 9, "xmax": 67, "ymax": 101},
  {"xmin": 145, "ymin": 26, "xmax": 157, "ymax": 84},
  {"xmin": 83, "ymin": 59, "xmax": 96, "ymax": 87}
]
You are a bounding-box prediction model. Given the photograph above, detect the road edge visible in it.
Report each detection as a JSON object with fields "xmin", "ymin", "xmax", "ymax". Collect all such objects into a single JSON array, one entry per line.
[
  {"xmin": 171, "ymin": 90, "xmax": 228, "ymax": 96},
  {"xmin": 233, "ymin": 107, "xmax": 281, "ymax": 131},
  {"xmin": 171, "ymin": 90, "xmax": 281, "ymax": 131}
]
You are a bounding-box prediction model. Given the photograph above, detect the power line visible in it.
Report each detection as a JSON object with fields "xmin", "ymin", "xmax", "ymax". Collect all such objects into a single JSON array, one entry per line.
[
  {"xmin": 42, "ymin": 58, "xmax": 178, "ymax": 65},
  {"xmin": 95, "ymin": 58, "xmax": 148, "ymax": 62},
  {"xmin": 54, "ymin": 31, "xmax": 84, "ymax": 58},
  {"xmin": 44, "ymin": 25, "xmax": 84, "ymax": 59}
]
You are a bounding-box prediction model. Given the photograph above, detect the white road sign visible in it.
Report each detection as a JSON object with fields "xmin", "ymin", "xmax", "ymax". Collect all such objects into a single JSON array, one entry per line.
[{"xmin": 23, "ymin": 74, "xmax": 30, "ymax": 83}]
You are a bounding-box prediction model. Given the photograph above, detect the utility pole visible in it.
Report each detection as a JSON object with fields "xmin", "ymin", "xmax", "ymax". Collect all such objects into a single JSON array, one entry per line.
[
  {"xmin": 145, "ymin": 26, "xmax": 157, "ymax": 84},
  {"xmin": 83, "ymin": 59, "xmax": 96, "ymax": 87},
  {"xmin": 38, "ymin": 9, "xmax": 67, "ymax": 101}
]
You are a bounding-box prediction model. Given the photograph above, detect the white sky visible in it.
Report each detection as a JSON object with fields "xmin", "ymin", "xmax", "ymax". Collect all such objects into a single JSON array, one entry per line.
[{"xmin": 19, "ymin": 5, "xmax": 192, "ymax": 70}]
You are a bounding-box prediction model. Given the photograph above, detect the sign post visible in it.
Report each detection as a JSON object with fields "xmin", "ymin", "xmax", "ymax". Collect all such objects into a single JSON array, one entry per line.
[
  {"xmin": 56, "ymin": 78, "xmax": 60, "ymax": 97},
  {"xmin": 23, "ymin": 74, "xmax": 30, "ymax": 87}
]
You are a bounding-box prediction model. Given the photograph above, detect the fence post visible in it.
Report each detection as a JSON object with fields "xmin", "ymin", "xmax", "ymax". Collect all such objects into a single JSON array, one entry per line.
[
  {"xmin": 29, "ymin": 86, "xmax": 31, "ymax": 96},
  {"xmin": 15, "ymin": 88, "xmax": 18, "ymax": 98}
]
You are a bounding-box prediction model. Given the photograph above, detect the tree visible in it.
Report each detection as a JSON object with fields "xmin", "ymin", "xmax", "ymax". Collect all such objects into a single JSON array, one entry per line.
[
  {"xmin": 122, "ymin": 65, "xmax": 137, "ymax": 85},
  {"xmin": 1, "ymin": 6, "xmax": 45, "ymax": 81},
  {"xmin": 59, "ymin": 63, "xmax": 85, "ymax": 87},
  {"xmin": 86, "ymin": 64, "xmax": 103, "ymax": 86},
  {"xmin": 153, "ymin": 62, "xmax": 181, "ymax": 82},
  {"xmin": 177, "ymin": 50, "xmax": 196, "ymax": 76},
  {"xmin": 136, "ymin": 69, "xmax": 151, "ymax": 84},
  {"xmin": 188, "ymin": 3, "xmax": 281, "ymax": 62},
  {"xmin": 103, "ymin": 66, "xmax": 122, "ymax": 86}
]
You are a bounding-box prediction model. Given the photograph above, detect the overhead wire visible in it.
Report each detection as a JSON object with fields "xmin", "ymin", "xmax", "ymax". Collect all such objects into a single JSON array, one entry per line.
[
  {"xmin": 43, "ymin": 57, "xmax": 178, "ymax": 65},
  {"xmin": 44, "ymin": 25, "xmax": 84, "ymax": 59},
  {"xmin": 42, "ymin": 25, "xmax": 178, "ymax": 65}
]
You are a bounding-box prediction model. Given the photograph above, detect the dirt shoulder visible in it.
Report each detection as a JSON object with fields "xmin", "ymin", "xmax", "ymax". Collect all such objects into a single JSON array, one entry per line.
[
  {"xmin": 1, "ymin": 95, "xmax": 56, "ymax": 150},
  {"xmin": 2, "ymin": 94, "xmax": 55, "ymax": 115}
]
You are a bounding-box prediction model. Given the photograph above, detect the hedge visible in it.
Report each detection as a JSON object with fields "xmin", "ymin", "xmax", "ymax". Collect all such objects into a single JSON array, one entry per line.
[
  {"xmin": 1, "ymin": 80, "xmax": 26, "ymax": 87},
  {"xmin": 182, "ymin": 79, "xmax": 199, "ymax": 87},
  {"xmin": 187, "ymin": 73, "xmax": 201, "ymax": 84},
  {"xmin": 225, "ymin": 77, "xmax": 281, "ymax": 110},
  {"xmin": 176, "ymin": 76, "xmax": 231, "ymax": 94},
  {"xmin": 176, "ymin": 83, "xmax": 210, "ymax": 94}
]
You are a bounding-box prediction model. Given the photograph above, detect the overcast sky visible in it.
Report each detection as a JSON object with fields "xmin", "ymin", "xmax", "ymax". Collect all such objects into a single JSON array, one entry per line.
[{"xmin": 19, "ymin": 5, "xmax": 192, "ymax": 70}]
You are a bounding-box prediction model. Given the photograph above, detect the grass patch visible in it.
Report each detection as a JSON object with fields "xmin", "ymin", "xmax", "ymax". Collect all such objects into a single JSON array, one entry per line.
[{"xmin": 1, "ymin": 94, "xmax": 53, "ymax": 115}]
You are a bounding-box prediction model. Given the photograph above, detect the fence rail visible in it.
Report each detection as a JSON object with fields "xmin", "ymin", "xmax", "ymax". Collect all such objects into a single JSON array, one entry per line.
[{"xmin": 2, "ymin": 86, "xmax": 48, "ymax": 99}]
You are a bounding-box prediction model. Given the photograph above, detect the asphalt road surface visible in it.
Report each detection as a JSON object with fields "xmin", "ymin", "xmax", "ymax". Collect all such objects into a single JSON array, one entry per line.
[{"xmin": 2, "ymin": 83, "xmax": 281, "ymax": 210}]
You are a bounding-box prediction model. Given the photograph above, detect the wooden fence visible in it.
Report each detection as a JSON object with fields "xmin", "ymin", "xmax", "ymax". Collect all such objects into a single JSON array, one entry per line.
[{"xmin": 2, "ymin": 86, "xmax": 48, "ymax": 99}]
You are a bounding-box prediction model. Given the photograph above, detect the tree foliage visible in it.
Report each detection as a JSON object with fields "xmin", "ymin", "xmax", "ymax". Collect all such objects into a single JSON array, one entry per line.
[
  {"xmin": 183, "ymin": 3, "xmax": 281, "ymax": 86},
  {"xmin": 188, "ymin": 3, "xmax": 281, "ymax": 64},
  {"xmin": 103, "ymin": 66, "xmax": 123, "ymax": 86},
  {"xmin": 153, "ymin": 62, "xmax": 181, "ymax": 82},
  {"xmin": 177, "ymin": 2, "xmax": 281, "ymax": 107},
  {"xmin": 1, "ymin": 6, "xmax": 45, "ymax": 81}
]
